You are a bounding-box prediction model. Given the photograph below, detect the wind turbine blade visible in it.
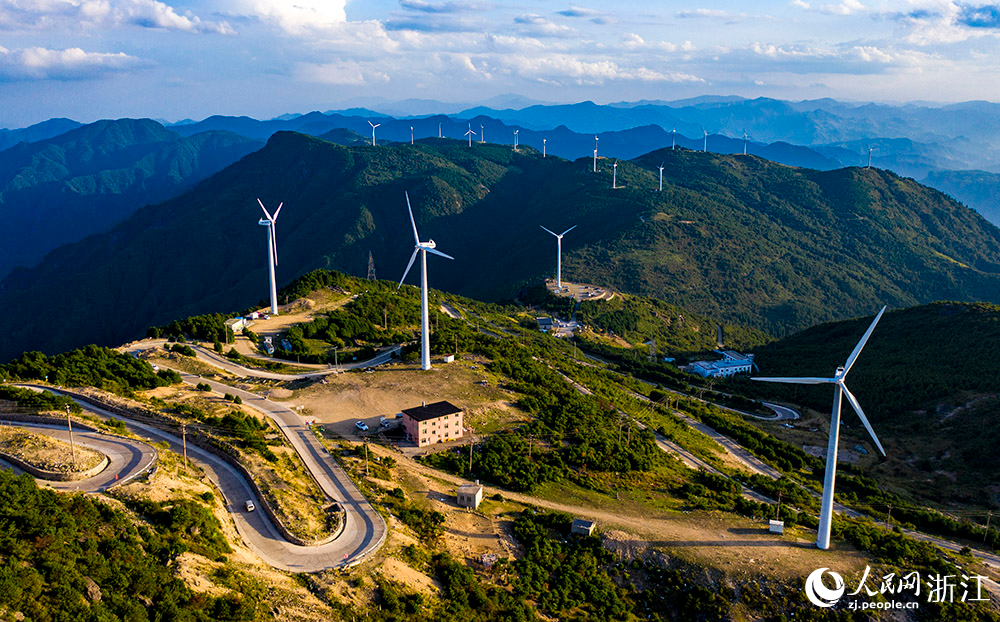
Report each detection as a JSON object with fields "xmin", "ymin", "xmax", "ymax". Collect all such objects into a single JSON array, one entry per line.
[
  {"xmin": 840, "ymin": 383, "xmax": 886, "ymax": 456},
  {"xmin": 271, "ymin": 224, "xmax": 278, "ymax": 266},
  {"xmin": 406, "ymin": 192, "xmax": 420, "ymax": 244},
  {"xmin": 560, "ymin": 225, "xmax": 577, "ymax": 236},
  {"xmin": 257, "ymin": 198, "xmax": 273, "ymax": 221},
  {"xmin": 752, "ymin": 377, "xmax": 835, "ymax": 385},
  {"xmin": 842, "ymin": 306, "xmax": 887, "ymax": 377},
  {"xmin": 539, "ymin": 225, "xmax": 557, "ymax": 237},
  {"xmin": 425, "ymin": 247, "xmax": 454, "ymax": 260},
  {"xmin": 398, "ymin": 248, "xmax": 419, "ymax": 289},
  {"xmin": 272, "ymin": 202, "xmax": 283, "ymax": 221}
]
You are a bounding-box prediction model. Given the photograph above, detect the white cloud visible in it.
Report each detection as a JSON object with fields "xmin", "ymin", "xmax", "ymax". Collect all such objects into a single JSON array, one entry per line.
[
  {"xmin": 497, "ymin": 54, "xmax": 703, "ymax": 85},
  {"xmin": 0, "ymin": 0, "xmax": 234, "ymax": 34},
  {"xmin": 817, "ymin": 0, "xmax": 865, "ymax": 15},
  {"xmin": 513, "ymin": 13, "xmax": 572, "ymax": 36},
  {"xmin": 294, "ymin": 59, "xmax": 389, "ymax": 85},
  {"xmin": 0, "ymin": 45, "xmax": 145, "ymax": 80},
  {"xmin": 675, "ymin": 8, "xmax": 748, "ymax": 21},
  {"xmin": 248, "ymin": 0, "xmax": 346, "ymax": 35}
]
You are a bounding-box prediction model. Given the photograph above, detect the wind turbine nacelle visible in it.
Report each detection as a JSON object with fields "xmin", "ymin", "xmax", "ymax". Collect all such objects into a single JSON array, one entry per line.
[{"xmin": 258, "ymin": 219, "xmax": 270, "ymax": 226}]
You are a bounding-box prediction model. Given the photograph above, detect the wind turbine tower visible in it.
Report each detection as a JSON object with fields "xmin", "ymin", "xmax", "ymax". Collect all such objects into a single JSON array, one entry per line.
[
  {"xmin": 438, "ymin": 122, "xmax": 442, "ymax": 138},
  {"xmin": 410, "ymin": 126, "xmax": 414, "ymax": 145},
  {"xmin": 593, "ymin": 149, "xmax": 598, "ymax": 172},
  {"xmin": 465, "ymin": 123, "xmax": 476, "ymax": 147},
  {"xmin": 703, "ymin": 129, "xmax": 708, "ymax": 152},
  {"xmin": 540, "ymin": 224, "xmax": 577, "ymax": 290},
  {"xmin": 368, "ymin": 120, "xmax": 381, "ymax": 147},
  {"xmin": 867, "ymin": 146, "xmax": 877, "ymax": 169},
  {"xmin": 671, "ymin": 127, "xmax": 676, "ymax": 150},
  {"xmin": 256, "ymin": 198, "xmax": 283, "ymax": 315},
  {"xmin": 513, "ymin": 129, "xmax": 519, "ymax": 151},
  {"xmin": 480, "ymin": 124, "xmax": 485, "ymax": 143},
  {"xmin": 398, "ymin": 193, "xmax": 454, "ymax": 371},
  {"xmin": 543, "ymin": 138, "xmax": 547, "ymax": 158},
  {"xmin": 658, "ymin": 163, "xmax": 664, "ymax": 191},
  {"xmin": 753, "ymin": 306, "xmax": 888, "ymax": 550},
  {"xmin": 743, "ymin": 130, "xmax": 749, "ymax": 155},
  {"xmin": 613, "ymin": 161, "xmax": 618, "ymax": 189}
]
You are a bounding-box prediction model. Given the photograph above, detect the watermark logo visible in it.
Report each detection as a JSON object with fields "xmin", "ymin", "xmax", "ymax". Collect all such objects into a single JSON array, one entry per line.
[
  {"xmin": 804, "ymin": 565, "xmax": 990, "ymax": 611},
  {"xmin": 805, "ymin": 567, "xmax": 845, "ymax": 607}
]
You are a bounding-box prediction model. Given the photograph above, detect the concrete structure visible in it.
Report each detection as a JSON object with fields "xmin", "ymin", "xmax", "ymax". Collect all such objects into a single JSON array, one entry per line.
[
  {"xmin": 769, "ymin": 519, "xmax": 784, "ymax": 534},
  {"xmin": 401, "ymin": 401, "xmax": 464, "ymax": 447},
  {"xmin": 687, "ymin": 350, "xmax": 756, "ymax": 378},
  {"xmin": 571, "ymin": 518, "xmax": 596, "ymax": 536},
  {"xmin": 442, "ymin": 354, "xmax": 455, "ymax": 364},
  {"xmin": 457, "ymin": 481, "xmax": 483, "ymax": 509}
]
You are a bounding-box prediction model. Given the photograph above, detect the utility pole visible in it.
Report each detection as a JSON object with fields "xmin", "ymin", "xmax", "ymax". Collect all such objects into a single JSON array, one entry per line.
[
  {"xmin": 886, "ymin": 504, "xmax": 893, "ymax": 527},
  {"xmin": 776, "ymin": 492, "xmax": 783, "ymax": 519},
  {"xmin": 468, "ymin": 427, "xmax": 474, "ymax": 473},
  {"xmin": 66, "ymin": 405, "xmax": 76, "ymax": 468},
  {"xmin": 527, "ymin": 434, "xmax": 532, "ymax": 460},
  {"xmin": 364, "ymin": 443, "xmax": 369, "ymax": 476},
  {"xmin": 985, "ymin": 511, "xmax": 992, "ymax": 544},
  {"xmin": 181, "ymin": 423, "xmax": 188, "ymax": 472}
]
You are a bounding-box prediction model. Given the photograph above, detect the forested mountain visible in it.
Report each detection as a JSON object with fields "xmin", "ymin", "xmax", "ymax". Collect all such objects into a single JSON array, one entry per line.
[
  {"xmin": 3, "ymin": 132, "xmax": 1000, "ymax": 361},
  {"xmin": 0, "ymin": 118, "xmax": 263, "ymax": 278},
  {"xmin": 738, "ymin": 302, "xmax": 1000, "ymax": 504},
  {"xmin": 0, "ymin": 117, "xmax": 81, "ymax": 152}
]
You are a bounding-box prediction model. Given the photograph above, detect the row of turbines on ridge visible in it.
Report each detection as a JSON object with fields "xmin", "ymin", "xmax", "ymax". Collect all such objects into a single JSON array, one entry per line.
[{"xmin": 252, "ymin": 131, "xmax": 890, "ymax": 552}]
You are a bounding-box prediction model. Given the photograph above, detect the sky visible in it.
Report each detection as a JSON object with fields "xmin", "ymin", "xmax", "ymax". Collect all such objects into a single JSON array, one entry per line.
[{"xmin": 1, "ymin": 0, "xmax": 1000, "ymax": 127}]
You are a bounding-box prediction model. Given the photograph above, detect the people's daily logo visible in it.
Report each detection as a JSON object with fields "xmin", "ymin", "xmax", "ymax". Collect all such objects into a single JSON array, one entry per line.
[{"xmin": 805, "ymin": 568, "xmax": 845, "ymax": 608}]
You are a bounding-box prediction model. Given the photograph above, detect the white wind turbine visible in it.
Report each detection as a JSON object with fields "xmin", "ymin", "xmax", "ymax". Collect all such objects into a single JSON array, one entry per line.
[
  {"xmin": 410, "ymin": 126, "xmax": 414, "ymax": 145},
  {"xmin": 540, "ymin": 224, "xmax": 577, "ymax": 290},
  {"xmin": 256, "ymin": 198, "xmax": 283, "ymax": 315},
  {"xmin": 753, "ymin": 306, "xmax": 888, "ymax": 550},
  {"xmin": 465, "ymin": 123, "xmax": 476, "ymax": 147},
  {"xmin": 743, "ymin": 130, "xmax": 749, "ymax": 155},
  {"xmin": 480, "ymin": 124, "xmax": 485, "ymax": 143},
  {"xmin": 867, "ymin": 146, "xmax": 877, "ymax": 169},
  {"xmin": 658, "ymin": 163, "xmax": 664, "ymax": 191},
  {"xmin": 513, "ymin": 129, "xmax": 519, "ymax": 151},
  {"xmin": 671, "ymin": 127, "xmax": 676, "ymax": 150},
  {"xmin": 368, "ymin": 120, "xmax": 381, "ymax": 146},
  {"xmin": 594, "ymin": 135, "xmax": 599, "ymax": 171},
  {"xmin": 613, "ymin": 161, "xmax": 618, "ymax": 189},
  {"xmin": 438, "ymin": 122, "xmax": 442, "ymax": 138},
  {"xmin": 398, "ymin": 192, "xmax": 454, "ymax": 371},
  {"xmin": 703, "ymin": 129, "xmax": 708, "ymax": 152},
  {"xmin": 543, "ymin": 138, "xmax": 547, "ymax": 158}
]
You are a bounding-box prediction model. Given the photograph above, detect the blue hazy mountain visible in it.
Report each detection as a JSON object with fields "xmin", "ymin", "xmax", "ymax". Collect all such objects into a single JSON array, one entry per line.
[{"xmin": 0, "ymin": 118, "xmax": 263, "ymax": 278}]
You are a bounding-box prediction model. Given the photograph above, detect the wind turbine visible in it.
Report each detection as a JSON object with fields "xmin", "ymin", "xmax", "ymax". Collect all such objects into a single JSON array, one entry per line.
[
  {"xmin": 368, "ymin": 120, "xmax": 380, "ymax": 147},
  {"xmin": 540, "ymin": 224, "xmax": 576, "ymax": 290},
  {"xmin": 410, "ymin": 126, "xmax": 414, "ymax": 145},
  {"xmin": 465, "ymin": 123, "xmax": 476, "ymax": 147},
  {"xmin": 867, "ymin": 146, "xmax": 877, "ymax": 169},
  {"xmin": 658, "ymin": 163, "xmax": 664, "ymax": 191},
  {"xmin": 671, "ymin": 127, "xmax": 676, "ymax": 150},
  {"xmin": 480, "ymin": 124, "xmax": 485, "ymax": 143},
  {"xmin": 438, "ymin": 122, "xmax": 442, "ymax": 138},
  {"xmin": 613, "ymin": 161, "xmax": 618, "ymax": 189},
  {"xmin": 256, "ymin": 198, "xmax": 283, "ymax": 315},
  {"xmin": 703, "ymin": 129, "xmax": 708, "ymax": 152},
  {"xmin": 398, "ymin": 192, "xmax": 454, "ymax": 371},
  {"xmin": 513, "ymin": 129, "xmax": 519, "ymax": 151},
  {"xmin": 753, "ymin": 306, "xmax": 888, "ymax": 550},
  {"xmin": 543, "ymin": 138, "xmax": 547, "ymax": 158},
  {"xmin": 743, "ymin": 130, "xmax": 749, "ymax": 155},
  {"xmin": 593, "ymin": 148, "xmax": 598, "ymax": 172}
]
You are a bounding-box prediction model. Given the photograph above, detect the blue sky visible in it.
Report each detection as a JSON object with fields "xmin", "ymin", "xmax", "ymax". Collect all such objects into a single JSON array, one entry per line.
[{"xmin": 1, "ymin": 0, "xmax": 1000, "ymax": 127}]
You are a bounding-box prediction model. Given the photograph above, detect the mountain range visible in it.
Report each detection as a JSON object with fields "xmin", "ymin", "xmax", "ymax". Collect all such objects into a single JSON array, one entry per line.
[
  {"xmin": 0, "ymin": 118, "xmax": 262, "ymax": 278},
  {"xmin": 3, "ymin": 132, "xmax": 1000, "ymax": 362}
]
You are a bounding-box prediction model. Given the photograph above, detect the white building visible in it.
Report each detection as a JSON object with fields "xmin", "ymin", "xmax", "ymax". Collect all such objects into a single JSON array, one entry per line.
[{"xmin": 687, "ymin": 350, "xmax": 756, "ymax": 378}]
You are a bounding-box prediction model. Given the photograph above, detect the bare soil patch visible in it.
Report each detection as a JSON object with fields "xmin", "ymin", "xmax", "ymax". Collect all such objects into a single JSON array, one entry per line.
[{"xmin": 0, "ymin": 426, "xmax": 104, "ymax": 472}]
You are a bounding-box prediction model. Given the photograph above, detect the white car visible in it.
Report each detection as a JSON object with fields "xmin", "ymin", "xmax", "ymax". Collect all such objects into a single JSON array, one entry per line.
[
  {"xmin": 245, "ymin": 500, "xmax": 255, "ymax": 512},
  {"xmin": 355, "ymin": 421, "xmax": 369, "ymax": 431}
]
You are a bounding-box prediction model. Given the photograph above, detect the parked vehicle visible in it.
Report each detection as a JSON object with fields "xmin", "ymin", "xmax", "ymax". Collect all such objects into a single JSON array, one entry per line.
[
  {"xmin": 245, "ymin": 500, "xmax": 255, "ymax": 512},
  {"xmin": 355, "ymin": 421, "xmax": 369, "ymax": 431}
]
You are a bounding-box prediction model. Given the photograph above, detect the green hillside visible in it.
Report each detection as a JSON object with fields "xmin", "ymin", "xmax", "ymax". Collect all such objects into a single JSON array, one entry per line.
[
  {"xmin": 738, "ymin": 302, "xmax": 1000, "ymax": 506},
  {"xmin": 0, "ymin": 118, "xmax": 263, "ymax": 277},
  {"xmin": 4, "ymin": 131, "xmax": 1000, "ymax": 361}
]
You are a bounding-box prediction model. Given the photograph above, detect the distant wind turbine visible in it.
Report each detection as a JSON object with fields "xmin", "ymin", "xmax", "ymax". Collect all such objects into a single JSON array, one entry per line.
[
  {"xmin": 867, "ymin": 146, "xmax": 877, "ymax": 169},
  {"xmin": 540, "ymin": 224, "xmax": 577, "ymax": 289},
  {"xmin": 256, "ymin": 198, "xmax": 283, "ymax": 315},
  {"xmin": 543, "ymin": 138, "xmax": 547, "ymax": 158},
  {"xmin": 703, "ymin": 129, "xmax": 708, "ymax": 152},
  {"xmin": 438, "ymin": 122, "xmax": 442, "ymax": 138},
  {"xmin": 465, "ymin": 123, "xmax": 476, "ymax": 147},
  {"xmin": 743, "ymin": 130, "xmax": 749, "ymax": 155},
  {"xmin": 480, "ymin": 124, "xmax": 485, "ymax": 143},
  {"xmin": 613, "ymin": 161, "xmax": 618, "ymax": 189},
  {"xmin": 368, "ymin": 120, "xmax": 381, "ymax": 147},
  {"xmin": 671, "ymin": 127, "xmax": 676, "ymax": 150},
  {"xmin": 410, "ymin": 126, "xmax": 414, "ymax": 145},
  {"xmin": 658, "ymin": 163, "xmax": 664, "ymax": 191},
  {"xmin": 593, "ymin": 149, "xmax": 598, "ymax": 172},
  {"xmin": 513, "ymin": 129, "xmax": 519, "ymax": 151},
  {"xmin": 753, "ymin": 306, "xmax": 888, "ymax": 550},
  {"xmin": 398, "ymin": 192, "xmax": 454, "ymax": 371}
]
